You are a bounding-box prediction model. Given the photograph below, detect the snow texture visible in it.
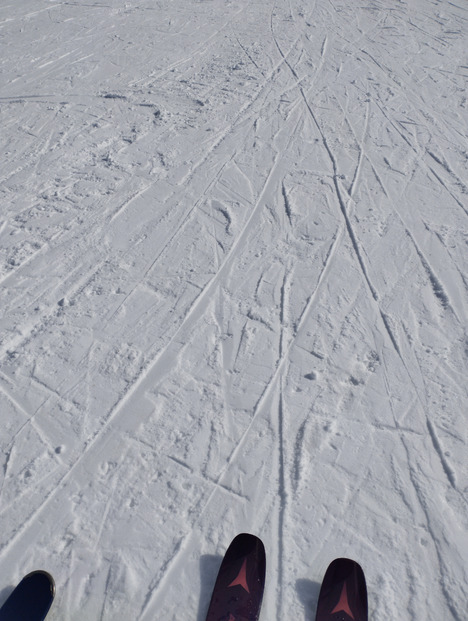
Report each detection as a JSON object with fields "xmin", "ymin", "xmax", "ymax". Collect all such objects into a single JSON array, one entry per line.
[{"xmin": 1, "ymin": 0, "xmax": 467, "ymax": 619}]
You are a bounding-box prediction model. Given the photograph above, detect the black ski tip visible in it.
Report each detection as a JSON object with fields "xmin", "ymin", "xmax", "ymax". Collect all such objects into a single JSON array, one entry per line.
[
  {"xmin": 0, "ymin": 570, "xmax": 55, "ymax": 621},
  {"xmin": 220, "ymin": 533, "xmax": 266, "ymax": 582},
  {"xmin": 324, "ymin": 557, "xmax": 365, "ymax": 580},
  {"xmin": 23, "ymin": 570, "xmax": 56, "ymax": 597},
  {"xmin": 316, "ymin": 557, "xmax": 367, "ymax": 621},
  {"xmin": 205, "ymin": 533, "xmax": 266, "ymax": 621},
  {"xmin": 227, "ymin": 533, "xmax": 265, "ymax": 574},
  {"xmin": 229, "ymin": 533, "xmax": 265, "ymax": 554}
]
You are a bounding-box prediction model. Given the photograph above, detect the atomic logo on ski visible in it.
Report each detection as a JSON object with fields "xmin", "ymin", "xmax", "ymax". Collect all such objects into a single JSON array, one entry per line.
[
  {"xmin": 331, "ymin": 582, "xmax": 354, "ymax": 619},
  {"xmin": 228, "ymin": 558, "xmax": 250, "ymax": 593}
]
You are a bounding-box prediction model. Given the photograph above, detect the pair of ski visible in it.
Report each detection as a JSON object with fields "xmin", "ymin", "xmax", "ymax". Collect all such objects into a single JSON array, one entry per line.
[
  {"xmin": 205, "ymin": 533, "xmax": 367, "ymax": 621},
  {"xmin": 0, "ymin": 534, "xmax": 367, "ymax": 621}
]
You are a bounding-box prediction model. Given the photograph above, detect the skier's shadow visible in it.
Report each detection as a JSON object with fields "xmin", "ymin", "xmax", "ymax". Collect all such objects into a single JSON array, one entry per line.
[
  {"xmin": 296, "ymin": 578, "xmax": 321, "ymax": 621},
  {"xmin": 197, "ymin": 554, "xmax": 223, "ymax": 621}
]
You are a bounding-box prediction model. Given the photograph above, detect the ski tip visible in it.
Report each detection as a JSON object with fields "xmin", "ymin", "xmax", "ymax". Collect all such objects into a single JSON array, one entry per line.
[
  {"xmin": 227, "ymin": 534, "xmax": 266, "ymax": 563},
  {"xmin": 0, "ymin": 570, "xmax": 56, "ymax": 621},
  {"xmin": 325, "ymin": 557, "xmax": 365, "ymax": 573},
  {"xmin": 322, "ymin": 557, "xmax": 367, "ymax": 589},
  {"xmin": 204, "ymin": 533, "xmax": 266, "ymax": 621},
  {"xmin": 23, "ymin": 570, "xmax": 56, "ymax": 597},
  {"xmin": 230, "ymin": 533, "xmax": 265, "ymax": 547},
  {"xmin": 317, "ymin": 557, "xmax": 368, "ymax": 621}
]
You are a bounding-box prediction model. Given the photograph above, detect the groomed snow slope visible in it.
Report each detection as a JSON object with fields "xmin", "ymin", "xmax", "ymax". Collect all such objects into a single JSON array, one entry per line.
[{"xmin": 1, "ymin": 0, "xmax": 467, "ymax": 619}]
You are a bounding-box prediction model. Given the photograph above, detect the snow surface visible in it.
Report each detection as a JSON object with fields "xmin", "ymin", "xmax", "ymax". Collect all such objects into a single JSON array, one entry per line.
[{"xmin": 1, "ymin": 0, "xmax": 467, "ymax": 618}]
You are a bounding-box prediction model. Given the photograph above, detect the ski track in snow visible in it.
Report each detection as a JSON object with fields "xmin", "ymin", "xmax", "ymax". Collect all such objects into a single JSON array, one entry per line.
[{"xmin": 1, "ymin": 0, "xmax": 467, "ymax": 619}]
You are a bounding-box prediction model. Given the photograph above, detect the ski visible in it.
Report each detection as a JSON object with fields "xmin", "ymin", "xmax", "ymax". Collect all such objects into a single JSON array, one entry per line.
[
  {"xmin": 205, "ymin": 533, "xmax": 266, "ymax": 621},
  {"xmin": 315, "ymin": 558, "xmax": 367, "ymax": 621},
  {"xmin": 0, "ymin": 570, "xmax": 55, "ymax": 621}
]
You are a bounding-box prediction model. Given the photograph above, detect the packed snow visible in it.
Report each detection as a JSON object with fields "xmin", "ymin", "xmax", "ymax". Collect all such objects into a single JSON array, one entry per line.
[{"xmin": 1, "ymin": 0, "xmax": 467, "ymax": 619}]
